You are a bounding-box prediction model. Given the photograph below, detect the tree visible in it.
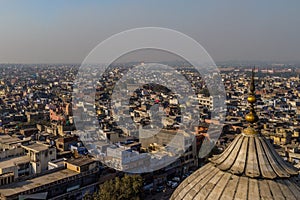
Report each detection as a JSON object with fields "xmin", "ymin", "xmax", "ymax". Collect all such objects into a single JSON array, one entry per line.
[
  {"xmin": 97, "ymin": 179, "xmax": 116, "ymax": 200},
  {"xmin": 94, "ymin": 174, "xmax": 143, "ymax": 200}
]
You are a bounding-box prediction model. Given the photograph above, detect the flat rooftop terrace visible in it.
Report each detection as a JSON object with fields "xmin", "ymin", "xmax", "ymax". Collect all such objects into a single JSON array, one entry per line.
[
  {"xmin": 22, "ymin": 143, "xmax": 49, "ymax": 152},
  {"xmin": 0, "ymin": 169, "xmax": 79, "ymax": 197},
  {"xmin": 0, "ymin": 155, "xmax": 30, "ymax": 169}
]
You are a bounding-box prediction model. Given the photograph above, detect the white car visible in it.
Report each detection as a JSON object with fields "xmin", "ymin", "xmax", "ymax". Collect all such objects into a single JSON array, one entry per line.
[
  {"xmin": 172, "ymin": 177, "xmax": 181, "ymax": 182},
  {"xmin": 171, "ymin": 182, "xmax": 178, "ymax": 188},
  {"xmin": 167, "ymin": 181, "xmax": 173, "ymax": 187}
]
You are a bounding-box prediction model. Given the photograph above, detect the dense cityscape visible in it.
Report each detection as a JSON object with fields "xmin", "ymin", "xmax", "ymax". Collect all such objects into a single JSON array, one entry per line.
[
  {"xmin": 1, "ymin": 1, "xmax": 300, "ymax": 199},
  {"xmin": 0, "ymin": 63, "xmax": 300, "ymax": 199}
]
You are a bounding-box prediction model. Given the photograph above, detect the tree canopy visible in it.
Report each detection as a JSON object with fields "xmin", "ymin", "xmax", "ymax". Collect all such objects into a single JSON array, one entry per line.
[{"xmin": 84, "ymin": 174, "xmax": 143, "ymax": 200}]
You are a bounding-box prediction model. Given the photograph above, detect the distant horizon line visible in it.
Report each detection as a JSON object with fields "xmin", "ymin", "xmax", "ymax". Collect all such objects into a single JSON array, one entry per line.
[{"xmin": 1, "ymin": 60, "xmax": 300, "ymax": 65}]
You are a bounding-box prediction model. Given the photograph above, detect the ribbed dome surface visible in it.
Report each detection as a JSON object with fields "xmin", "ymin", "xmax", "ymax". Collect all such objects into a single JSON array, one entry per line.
[
  {"xmin": 210, "ymin": 133, "xmax": 298, "ymax": 179},
  {"xmin": 171, "ymin": 132, "xmax": 300, "ymax": 200},
  {"xmin": 171, "ymin": 163, "xmax": 300, "ymax": 200}
]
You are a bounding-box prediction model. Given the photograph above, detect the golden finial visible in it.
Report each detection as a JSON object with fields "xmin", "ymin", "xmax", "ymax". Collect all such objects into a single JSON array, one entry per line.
[
  {"xmin": 247, "ymin": 69, "xmax": 256, "ymax": 104},
  {"xmin": 250, "ymin": 68, "xmax": 255, "ymax": 93},
  {"xmin": 244, "ymin": 68, "xmax": 258, "ymax": 135}
]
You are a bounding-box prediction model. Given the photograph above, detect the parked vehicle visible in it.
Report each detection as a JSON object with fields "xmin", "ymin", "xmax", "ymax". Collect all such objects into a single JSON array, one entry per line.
[
  {"xmin": 172, "ymin": 177, "xmax": 181, "ymax": 182},
  {"xmin": 156, "ymin": 185, "xmax": 165, "ymax": 192},
  {"xmin": 167, "ymin": 181, "xmax": 173, "ymax": 187},
  {"xmin": 171, "ymin": 182, "xmax": 179, "ymax": 188}
]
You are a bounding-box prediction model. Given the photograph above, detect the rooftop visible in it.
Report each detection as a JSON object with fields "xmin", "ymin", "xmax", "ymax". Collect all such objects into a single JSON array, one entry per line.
[
  {"xmin": 0, "ymin": 169, "xmax": 78, "ymax": 197},
  {"xmin": 65, "ymin": 156, "xmax": 95, "ymax": 167},
  {"xmin": 0, "ymin": 135, "xmax": 21, "ymax": 145},
  {"xmin": 0, "ymin": 155, "xmax": 30, "ymax": 169},
  {"xmin": 22, "ymin": 143, "xmax": 49, "ymax": 152}
]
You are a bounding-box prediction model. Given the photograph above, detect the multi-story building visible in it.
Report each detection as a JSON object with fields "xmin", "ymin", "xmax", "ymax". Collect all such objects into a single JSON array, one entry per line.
[
  {"xmin": 198, "ymin": 94, "xmax": 214, "ymax": 109},
  {"xmin": 0, "ymin": 157, "xmax": 100, "ymax": 200},
  {"xmin": 22, "ymin": 143, "xmax": 56, "ymax": 174}
]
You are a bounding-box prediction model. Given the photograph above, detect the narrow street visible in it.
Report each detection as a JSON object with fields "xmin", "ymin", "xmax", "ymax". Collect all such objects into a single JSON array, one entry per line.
[{"xmin": 144, "ymin": 188, "xmax": 175, "ymax": 200}]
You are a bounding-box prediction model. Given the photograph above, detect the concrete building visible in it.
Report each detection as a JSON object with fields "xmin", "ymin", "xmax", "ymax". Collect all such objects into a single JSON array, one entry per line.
[
  {"xmin": 0, "ymin": 156, "xmax": 30, "ymax": 182},
  {"xmin": 22, "ymin": 143, "xmax": 56, "ymax": 174},
  {"xmin": 198, "ymin": 94, "xmax": 213, "ymax": 109},
  {"xmin": 106, "ymin": 145, "xmax": 150, "ymax": 172},
  {"xmin": 0, "ymin": 157, "xmax": 99, "ymax": 200}
]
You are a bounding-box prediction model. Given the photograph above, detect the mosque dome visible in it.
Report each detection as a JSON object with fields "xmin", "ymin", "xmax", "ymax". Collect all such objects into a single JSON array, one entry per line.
[{"xmin": 171, "ymin": 69, "xmax": 300, "ymax": 200}]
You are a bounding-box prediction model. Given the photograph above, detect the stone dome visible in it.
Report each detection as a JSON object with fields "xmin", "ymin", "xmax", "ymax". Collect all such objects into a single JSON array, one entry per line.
[{"xmin": 171, "ymin": 70, "xmax": 300, "ymax": 199}]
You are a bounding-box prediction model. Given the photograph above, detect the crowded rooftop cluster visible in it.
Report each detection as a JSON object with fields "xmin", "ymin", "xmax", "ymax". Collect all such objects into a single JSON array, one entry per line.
[{"xmin": 0, "ymin": 63, "xmax": 300, "ymax": 199}]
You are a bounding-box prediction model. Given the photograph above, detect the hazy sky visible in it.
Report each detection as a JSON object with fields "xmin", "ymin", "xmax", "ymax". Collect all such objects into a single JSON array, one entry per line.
[{"xmin": 0, "ymin": 0, "xmax": 300, "ymax": 63}]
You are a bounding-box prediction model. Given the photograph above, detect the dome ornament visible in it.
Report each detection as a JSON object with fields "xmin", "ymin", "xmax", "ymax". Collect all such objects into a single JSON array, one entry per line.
[{"xmin": 244, "ymin": 68, "xmax": 259, "ymax": 134}]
